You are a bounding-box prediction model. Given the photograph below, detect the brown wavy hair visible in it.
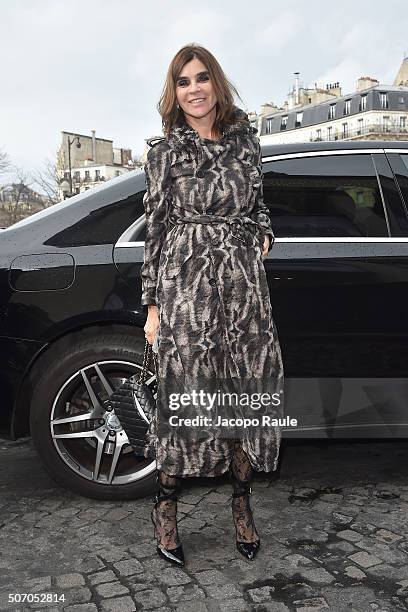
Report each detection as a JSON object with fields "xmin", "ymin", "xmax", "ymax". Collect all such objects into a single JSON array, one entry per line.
[{"xmin": 157, "ymin": 43, "xmax": 246, "ymax": 140}]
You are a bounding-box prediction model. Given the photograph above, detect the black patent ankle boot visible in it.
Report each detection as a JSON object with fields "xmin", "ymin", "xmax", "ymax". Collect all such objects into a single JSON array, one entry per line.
[
  {"xmin": 229, "ymin": 467, "xmax": 261, "ymax": 560},
  {"xmin": 150, "ymin": 471, "xmax": 185, "ymax": 567}
]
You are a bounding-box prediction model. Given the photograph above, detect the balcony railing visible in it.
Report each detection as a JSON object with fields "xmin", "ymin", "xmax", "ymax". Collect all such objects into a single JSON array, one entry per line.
[
  {"xmin": 310, "ymin": 122, "xmax": 408, "ymax": 142},
  {"xmin": 73, "ymin": 176, "xmax": 106, "ymax": 184}
]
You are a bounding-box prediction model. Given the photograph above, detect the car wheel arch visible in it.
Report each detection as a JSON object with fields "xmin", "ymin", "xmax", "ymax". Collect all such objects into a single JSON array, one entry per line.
[{"xmin": 10, "ymin": 321, "xmax": 145, "ymax": 439}]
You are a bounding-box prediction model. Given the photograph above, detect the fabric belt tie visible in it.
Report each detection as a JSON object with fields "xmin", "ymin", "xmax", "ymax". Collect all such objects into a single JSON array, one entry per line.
[{"xmin": 168, "ymin": 214, "xmax": 260, "ymax": 243}]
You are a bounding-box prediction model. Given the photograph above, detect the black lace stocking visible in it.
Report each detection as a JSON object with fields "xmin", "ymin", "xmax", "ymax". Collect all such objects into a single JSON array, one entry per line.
[
  {"xmin": 152, "ymin": 470, "xmax": 181, "ymax": 550},
  {"xmin": 230, "ymin": 441, "xmax": 259, "ymax": 544}
]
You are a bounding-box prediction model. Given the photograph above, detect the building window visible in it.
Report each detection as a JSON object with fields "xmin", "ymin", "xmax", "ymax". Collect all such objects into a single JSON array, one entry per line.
[
  {"xmin": 295, "ymin": 112, "xmax": 303, "ymax": 128},
  {"xmin": 266, "ymin": 118, "xmax": 273, "ymax": 135},
  {"xmin": 382, "ymin": 116, "xmax": 390, "ymax": 132},
  {"xmin": 85, "ymin": 170, "xmax": 90, "ymax": 181},
  {"xmin": 280, "ymin": 116, "xmax": 288, "ymax": 130},
  {"xmin": 64, "ymin": 171, "xmax": 70, "ymax": 180},
  {"xmin": 327, "ymin": 126, "xmax": 332, "ymax": 140},
  {"xmin": 357, "ymin": 118, "xmax": 364, "ymax": 135},
  {"xmin": 400, "ymin": 116, "xmax": 407, "ymax": 131},
  {"xmin": 316, "ymin": 128, "xmax": 322, "ymax": 141},
  {"xmin": 95, "ymin": 169, "xmax": 100, "ymax": 180},
  {"xmin": 73, "ymin": 170, "xmax": 80, "ymax": 181},
  {"xmin": 328, "ymin": 104, "xmax": 336, "ymax": 119},
  {"xmin": 115, "ymin": 170, "xmax": 120, "ymax": 177},
  {"xmin": 359, "ymin": 94, "xmax": 367, "ymax": 111},
  {"xmin": 342, "ymin": 123, "xmax": 349, "ymax": 138},
  {"xmin": 380, "ymin": 92, "xmax": 388, "ymax": 109},
  {"xmin": 344, "ymin": 99, "xmax": 351, "ymax": 115}
]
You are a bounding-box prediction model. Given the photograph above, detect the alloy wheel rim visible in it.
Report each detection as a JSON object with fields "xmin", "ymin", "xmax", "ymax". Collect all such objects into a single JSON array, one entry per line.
[{"xmin": 50, "ymin": 360, "xmax": 157, "ymax": 485}]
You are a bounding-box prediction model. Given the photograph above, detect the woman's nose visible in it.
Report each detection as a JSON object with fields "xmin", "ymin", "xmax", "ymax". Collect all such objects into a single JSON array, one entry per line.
[{"xmin": 188, "ymin": 81, "xmax": 201, "ymax": 93}]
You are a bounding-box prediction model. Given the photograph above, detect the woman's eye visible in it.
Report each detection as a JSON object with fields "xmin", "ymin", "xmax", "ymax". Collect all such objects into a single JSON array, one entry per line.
[{"xmin": 177, "ymin": 74, "xmax": 209, "ymax": 87}]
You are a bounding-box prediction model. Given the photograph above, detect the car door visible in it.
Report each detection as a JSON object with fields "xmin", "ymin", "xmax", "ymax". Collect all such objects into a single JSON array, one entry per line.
[
  {"xmin": 113, "ymin": 207, "xmax": 146, "ymax": 310},
  {"xmin": 261, "ymin": 150, "xmax": 408, "ymax": 438}
]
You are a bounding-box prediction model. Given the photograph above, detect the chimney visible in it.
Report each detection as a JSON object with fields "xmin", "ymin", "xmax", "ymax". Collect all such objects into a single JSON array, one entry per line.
[
  {"xmin": 91, "ymin": 130, "xmax": 96, "ymax": 163},
  {"xmin": 356, "ymin": 76, "xmax": 379, "ymax": 91},
  {"xmin": 294, "ymin": 72, "xmax": 300, "ymax": 105}
]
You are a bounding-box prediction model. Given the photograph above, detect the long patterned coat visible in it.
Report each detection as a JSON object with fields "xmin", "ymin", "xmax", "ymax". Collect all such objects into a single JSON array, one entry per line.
[{"xmin": 141, "ymin": 105, "xmax": 284, "ymax": 477}]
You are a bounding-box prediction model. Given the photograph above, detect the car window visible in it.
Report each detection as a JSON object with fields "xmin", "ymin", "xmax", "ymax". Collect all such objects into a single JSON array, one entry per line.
[
  {"xmin": 373, "ymin": 153, "xmax": 408, "ymax": 236},
  {"xmin": 263, "ymin": 154, "xmax": 389, "ymax": 237},
  {"xmin": 138, "ymin": 225, "xmax": 146, "ymax": 241},
  {"xmin": 46, "ymin": 192, "xmax": 145, "ymax": 247},
  {"xmin": 132, "ymin": 218, "xmax": 146, "ymax": 241}
]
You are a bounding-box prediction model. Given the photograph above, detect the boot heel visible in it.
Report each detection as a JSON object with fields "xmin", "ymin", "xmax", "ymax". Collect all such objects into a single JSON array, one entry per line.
[
  {"xmin": 151, "ymin": 471, "xmax": 185, "ymax": 567},
  {"xmin": 229, "ymin": 467, "xmax": 261, "ymax": 560}
]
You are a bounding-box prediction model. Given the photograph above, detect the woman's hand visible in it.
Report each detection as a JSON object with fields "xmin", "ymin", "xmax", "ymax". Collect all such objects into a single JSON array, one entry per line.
[
  {"xmin": 144, "ymin": 304, "xmax": 160, "ymax": 345},
  {"xmin": 261, "ymin": 235, "xmax": 270, "ymax": 258}
]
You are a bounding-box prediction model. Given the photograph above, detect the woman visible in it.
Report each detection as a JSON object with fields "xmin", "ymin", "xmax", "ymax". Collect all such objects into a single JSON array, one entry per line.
[{"xmin": 141, "ymin": 43, "xmax": 284, "ymax": 566}]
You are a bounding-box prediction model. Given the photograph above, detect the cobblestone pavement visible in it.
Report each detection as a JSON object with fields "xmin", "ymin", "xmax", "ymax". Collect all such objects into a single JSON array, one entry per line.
[{"xmin": 1, "ymin": 434, "xmax": 408, "ymax": 611}]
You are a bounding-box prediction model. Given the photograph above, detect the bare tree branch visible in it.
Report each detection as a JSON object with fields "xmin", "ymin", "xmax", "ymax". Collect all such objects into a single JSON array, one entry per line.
[
  {"xmin": 0, "ymin": 146, "xmax": 11, "ymax": 176},
  {"xmin": 31, "ymin": 147, "xmax": 65, "ymax": 207},
  {"xmin": 132, "ymin": 152, "xmax": 144, "ymax": 170},
  {"xmin": 10, "ymin": 167, "xmax": 31, "ymax": 224}
]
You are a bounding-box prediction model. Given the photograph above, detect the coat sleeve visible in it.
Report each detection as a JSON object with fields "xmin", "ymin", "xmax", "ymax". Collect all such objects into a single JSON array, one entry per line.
[
  {"xmin": 249, "ymin": 137, "xmax": 275, "ymax": 254},
  {"xmin": 140, "ymin": 142, "xmax": 172, "ymax": 312}
]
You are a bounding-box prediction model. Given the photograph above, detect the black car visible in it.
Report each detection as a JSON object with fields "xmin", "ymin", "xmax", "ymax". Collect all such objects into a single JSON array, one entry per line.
[{"xmin": 1, "ymin": 140, "xmax": 408, "ymax": 500}]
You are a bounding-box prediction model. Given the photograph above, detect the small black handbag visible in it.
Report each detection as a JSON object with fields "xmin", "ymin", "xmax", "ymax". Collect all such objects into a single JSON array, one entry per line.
[{"xmin": 106, "ymin": 340, "xmax": 157, "ymax": 456}]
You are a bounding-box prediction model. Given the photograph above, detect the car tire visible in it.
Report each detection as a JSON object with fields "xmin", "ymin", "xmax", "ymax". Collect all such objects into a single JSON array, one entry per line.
[{"xmin": 30, "ymin": 331, "xmax": 157, "ymax": 500}]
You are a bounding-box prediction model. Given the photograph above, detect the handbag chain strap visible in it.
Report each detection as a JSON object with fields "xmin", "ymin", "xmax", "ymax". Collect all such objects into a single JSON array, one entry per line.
[{"xmin": 138, "ymin": 339, "xmax": 158, "ymax": 385}]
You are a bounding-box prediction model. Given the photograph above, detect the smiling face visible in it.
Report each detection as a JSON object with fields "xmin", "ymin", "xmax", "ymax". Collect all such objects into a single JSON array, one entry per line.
[{"xmin": 175, "ymin": 57, "xmax": 218, "ymax": 124}]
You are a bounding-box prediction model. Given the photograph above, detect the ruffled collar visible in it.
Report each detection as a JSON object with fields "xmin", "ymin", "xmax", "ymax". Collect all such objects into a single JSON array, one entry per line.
[{"xmin": 166, "ymin": 105, "xmax": 257, "ymax": 154}]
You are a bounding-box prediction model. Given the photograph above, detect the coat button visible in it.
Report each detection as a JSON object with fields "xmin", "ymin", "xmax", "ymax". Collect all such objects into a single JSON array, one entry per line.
[
  {"xmin": 209, "ymin": 278, "xmax": 216, "ymax": 286},
  {"xmin": 196, "ymin": 170, "xmax": 204, "ymax": 178}
]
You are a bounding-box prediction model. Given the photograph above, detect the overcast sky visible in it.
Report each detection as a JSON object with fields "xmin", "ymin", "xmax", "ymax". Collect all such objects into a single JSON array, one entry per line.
[{"xmin": 1, "ymin": 0, "xmax": 407, "ymax": 184}]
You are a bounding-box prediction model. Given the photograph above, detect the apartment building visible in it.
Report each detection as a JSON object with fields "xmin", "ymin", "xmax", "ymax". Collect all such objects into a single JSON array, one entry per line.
[
  {"xmin": 0, "ymin": 184, "xmax": 47, "ymax": 228},
  {"xmin": 253, "ymin": 56, "xmax": 408, "ymax": 144},
  {"xmin": 59, "ymin": 130, "xmax": 134, "ymax": 198}
]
